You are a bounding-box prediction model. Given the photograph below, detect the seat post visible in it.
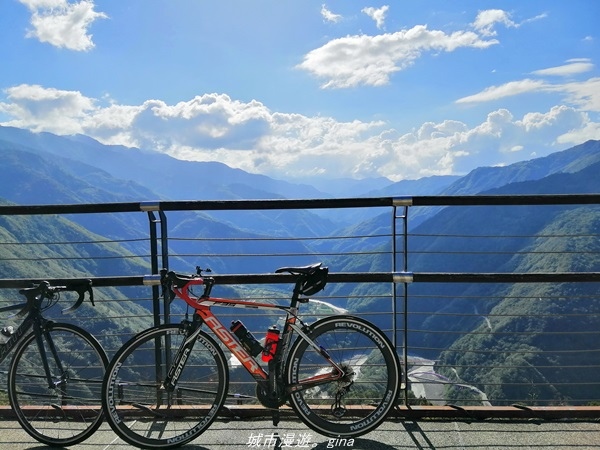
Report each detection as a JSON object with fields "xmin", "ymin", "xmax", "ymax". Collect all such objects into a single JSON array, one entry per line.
[{"xmin": 290, "ymin": 277, "xmax": 303, "ymax": 307}]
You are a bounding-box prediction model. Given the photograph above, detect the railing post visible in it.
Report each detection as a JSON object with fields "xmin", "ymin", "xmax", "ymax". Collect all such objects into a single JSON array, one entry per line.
[
  {"xmin": 393, "ymin": 204, "xmax": 410, "ymax": 405},
  {"xmin": 159, "ymin": 210, "xmax": 170, "ymax": 323},
  {"xmin": 143, "ymin": 203, "xmax": 171, "ymax": 407},
  {"xmin": 402, "ymin": 206, "xmax": 409, "ymax": 405},
  {"xmin": 146, "ymin": 210, "xmax": 162, "ymax": 327},
  {"xmin": 391, "ymin": 207, "xmax": 396, "ymax": 344},
  {"xmin": 143, "ymin": 204, "xmax": 170, "ymax": 325}
]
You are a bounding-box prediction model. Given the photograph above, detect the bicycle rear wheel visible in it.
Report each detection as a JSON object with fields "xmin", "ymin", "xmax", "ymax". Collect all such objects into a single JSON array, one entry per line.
[
  {"xmin": 286, "ymin": 315, "xmax": 400, "ymax": 438},
  {"xmin": 8, "ymin": 322, "xmax": 108, "ymax": 446},
  {"xmin": 102, "ymin": 323, "xmax": 229, "ymax": 449}
]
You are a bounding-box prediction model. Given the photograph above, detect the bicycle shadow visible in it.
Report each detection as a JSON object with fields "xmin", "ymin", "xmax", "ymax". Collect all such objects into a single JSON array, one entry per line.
[
  {"xmin": 283, "ymin": 421, "xmax": 434, "ymax": 450},
  {"xmin": 310, "ymin": 439, "xmax": 397, "ymax": 450},
  {"xmin": 303, "ymin": 422, "xmax": 435, "ymax": 450},
  {"xmin": 400, "ymin": 421, "xmax": 436, "ymax": 449}
]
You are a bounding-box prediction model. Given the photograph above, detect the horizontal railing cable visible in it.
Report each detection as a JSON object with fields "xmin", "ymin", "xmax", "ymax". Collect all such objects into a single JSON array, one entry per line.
[
  {"xmin": 0, "ymin": 237, "xmax": 151, "ymax": 245},
  {"xmin": 410, "ymin": 232, "xmax": 600, "ymax": 238},
  {"xmin": 169, "ymin": 234, "xmax": 392, "ymax": 241},
  {"xmin": 0, "ymin": 255, "xmax": 151, "ymax": 262}
]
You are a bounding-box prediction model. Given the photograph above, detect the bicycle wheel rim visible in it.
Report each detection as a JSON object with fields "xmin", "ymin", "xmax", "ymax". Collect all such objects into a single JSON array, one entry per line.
[
  {"xmin": 102, "ymin": 324, "xmax": 229, "ymax": 449},
  {"xmin": 8, "ymin": 323, "xmax": 108, "ymax": 446},
  {"xmin": 287, "ymin": 316, "xmax": 400, "ymax": 438}
]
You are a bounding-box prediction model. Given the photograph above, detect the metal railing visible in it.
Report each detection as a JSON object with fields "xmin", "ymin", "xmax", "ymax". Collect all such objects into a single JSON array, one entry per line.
[{"xmin": 1, "ymin": 194, "xmax": 599, "ymax": 415}]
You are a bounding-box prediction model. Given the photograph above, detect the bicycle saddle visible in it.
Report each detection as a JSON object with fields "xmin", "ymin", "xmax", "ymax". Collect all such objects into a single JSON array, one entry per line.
[{"xmin": 274, "ymin": 262, "xmax": 322, "ymax": 275}]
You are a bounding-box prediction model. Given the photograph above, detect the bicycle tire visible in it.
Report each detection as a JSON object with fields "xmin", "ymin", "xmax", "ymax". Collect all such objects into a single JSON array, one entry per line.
[
  {"xmin": 102, "ymin": 323, "xmax": 229, "ymax": 449},
  {"xmin": 286, "ymin": 315, "xmax": 400, "ymax": 438},
  {"xmin": 8, "ymin": 322, "xmax": 108, "ymax": 446}
]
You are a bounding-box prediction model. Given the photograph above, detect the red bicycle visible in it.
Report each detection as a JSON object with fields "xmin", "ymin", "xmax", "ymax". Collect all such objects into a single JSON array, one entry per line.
[{"xmin": 101, "ymin": 263, "xmax": 401, "ymax": 449}]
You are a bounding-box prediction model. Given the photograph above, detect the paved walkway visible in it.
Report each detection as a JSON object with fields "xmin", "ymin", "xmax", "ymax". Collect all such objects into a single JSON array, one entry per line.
[{"xmin": 1, "ymin": 418, "xmax": 600, "ymax": 449}]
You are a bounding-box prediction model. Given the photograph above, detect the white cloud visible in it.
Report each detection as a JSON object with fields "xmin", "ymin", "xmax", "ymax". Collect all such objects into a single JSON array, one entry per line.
[
  {"xmin": 532, "ymin": 59, "xmax": 594, "ymax": 77},
  {"xmin": 456, "ymin": 76, "xmax": 600, "ymax": 113},
  {"xmin": 297, "ymin": 25, "xmax": 496, "ymax": 89},
  {"xmin": 20, "ymin": 0, "xmax": 65, "ymax": 7},
  {"xmin": 559, "ymin": 77, "xmax": 600, "ymax": 111},
  {"xmin": 557, "ymin": 119, "xmax": 600, "ymax": 145},
  {"xmin": 384, "ymin": 105, "xmax": 590, "ymax": 177},
  {"xmin": 129, "ymin": 94, "xmax": 273, "ymax": 152},
  {"xmin": 320, "ymin": 4, "xmax": 342, "ymax": 23},
  {"xmin": 472, "ymin": 9, "xmax": 517, "ymax": 37},
  {"xmin": 298, "ymin": 8, "xmax": 549, "ymax": 89},
  {"xmin": 362, "ymin": 5, "xmax": 389, "ymax": 30},
  {"xmin": 0, "ymin": 84, "xmax": 97, "ymax": 133},
  {"xmin": 2, "ymin": 84, "xmax": 598, "ymax": 182},
  {"xmin": 19, "ymin": 0, "xmax": 107, "ymax": 51},
  {"xmin": 456, "ymin": 79, "xmax": 550, "ymax": 104},
  {"xmin": 471, "ymin": 9, "xmax": 546, "ymax": 37}
]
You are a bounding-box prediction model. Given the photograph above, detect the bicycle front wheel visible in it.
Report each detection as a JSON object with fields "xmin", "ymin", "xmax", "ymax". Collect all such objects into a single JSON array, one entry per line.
[
  {"xmin": 102, "ymin": 323, "xmax": 229, "ymax": 449},
  {"xmin": 286, "ymin": 315, "xmax": 400, "ymax": 438},
  {"xmin": 8, "ymin": 322, "xmax": 108, "ymax": 447}
]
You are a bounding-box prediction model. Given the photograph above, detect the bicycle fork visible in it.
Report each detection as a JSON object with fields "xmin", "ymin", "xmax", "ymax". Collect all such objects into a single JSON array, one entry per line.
[
  {"xmin": 33, "ymin": 319, "xmax": 69, "ymax": 405},
  {"xmin": 162, "ymin": 317, "xmax": 203, "ymax": 394}
]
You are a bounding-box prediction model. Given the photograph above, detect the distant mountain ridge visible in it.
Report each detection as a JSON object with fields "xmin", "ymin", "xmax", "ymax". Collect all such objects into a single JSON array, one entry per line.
[
  {"xmin": 0, "ymin": 134, "xmax": 339, "ymax": 243},
  {"xmin": 1, "ymin": 125, "xmax": 600, "ymax": 406},
  {"xmin": 3, "ymin": 125, "xmax": 597, "ymax": 203},
  {"xmin": 441, "ymin": 140, "xmax": 600, "ymax": 195},
  {"xmin": 0, "ymin": 126, "xmax": 336, "ymax": 200}
]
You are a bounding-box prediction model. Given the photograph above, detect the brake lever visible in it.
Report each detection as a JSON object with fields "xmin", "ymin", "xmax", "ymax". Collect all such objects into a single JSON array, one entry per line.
[
  {"xmin": 88, "ymin": 284, "xmax": 95, "ymax": 306},
  {"xmin": 62, "ymin": 280, "xmax": 94, "ymax": 314}
]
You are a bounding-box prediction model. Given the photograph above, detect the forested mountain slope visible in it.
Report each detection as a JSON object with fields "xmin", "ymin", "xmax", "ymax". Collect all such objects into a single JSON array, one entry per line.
[
  {"xmin": 401, "ymin": 163, "xmax": 600, "ymax": 405},
  {"xmin": 0, "ymin": 198, "xmax": 158, "ymax": 348},
  {"xmin": 1, "ymin": 126, "xmax": 598, "ymax": 405},
  {"xmin": 437, "ymin": 204, "xmax": 600, "ymax": 405}
]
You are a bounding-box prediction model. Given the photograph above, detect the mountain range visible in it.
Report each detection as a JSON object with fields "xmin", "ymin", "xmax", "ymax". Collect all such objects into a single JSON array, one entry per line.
[{"xmin": 0, "ymin": 125, "xmax": 599, "ymax": 406}]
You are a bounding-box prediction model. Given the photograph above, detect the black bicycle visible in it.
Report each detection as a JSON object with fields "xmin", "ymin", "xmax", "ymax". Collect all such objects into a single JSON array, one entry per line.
[{"xmin": 0, "ymin": 280, "xmax": 108, "ymax": 446}]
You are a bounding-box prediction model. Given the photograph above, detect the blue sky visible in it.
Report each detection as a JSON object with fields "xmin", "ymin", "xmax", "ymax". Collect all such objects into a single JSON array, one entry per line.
[{"xmin": 0, "ymin": 1, "xmax": 598, "ymax": 182}]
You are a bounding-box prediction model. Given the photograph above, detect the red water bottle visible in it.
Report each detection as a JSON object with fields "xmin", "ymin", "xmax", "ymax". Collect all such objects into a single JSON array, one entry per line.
[{"xmin": 262, "ymin": 325, "xmax": 280, "ymax": 362}]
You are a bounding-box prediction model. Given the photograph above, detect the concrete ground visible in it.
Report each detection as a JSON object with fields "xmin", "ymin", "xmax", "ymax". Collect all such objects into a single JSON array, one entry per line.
[{"xmin": 1, "ymin": 417, "xmax": 600, "ymax": 449}]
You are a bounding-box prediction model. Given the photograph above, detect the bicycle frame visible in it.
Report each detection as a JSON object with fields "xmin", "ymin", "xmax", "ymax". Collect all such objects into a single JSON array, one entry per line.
[
  {"xmin": 104, "ymin": 267, "xmax": 399, "ymax": 447},
  {"xmin": 169, "ymin": 277, "xmax": 346, "ymax": 395},
  {"xmin": 0, "ymin": 302, "xmax": 66, "ymax": 390}
]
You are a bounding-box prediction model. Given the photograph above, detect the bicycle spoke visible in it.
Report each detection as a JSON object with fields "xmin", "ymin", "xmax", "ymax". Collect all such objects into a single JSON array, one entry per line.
[
  {"xmin": 8, "ymin": 324, "xmax": 107, "ymax": 446},
  {"xmin": 287, "ymin": 316, "xmax": 400, "ymax": 437},
  {"xmin": 102, "ymin": 323, "xmax": 229, "ymax": 449}
]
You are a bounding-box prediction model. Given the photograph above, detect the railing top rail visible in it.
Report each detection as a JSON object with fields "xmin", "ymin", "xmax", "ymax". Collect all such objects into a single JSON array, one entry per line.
[
  {"xmin": 2, "ymin": 271, "xmax": 600, "ymax": 290},
  {"xmin": 411, "ymin": 194, "xmax": 600, "ymax": 206},
  {"xmin": 0, "ymin": 198, "xmax": 394, "ymax": 215},
  {"xmin": 1, "ymin": 194, "xmax": 599, "ymax": 215}
]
